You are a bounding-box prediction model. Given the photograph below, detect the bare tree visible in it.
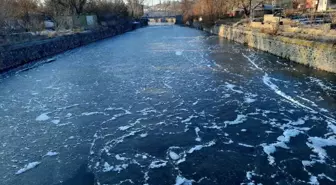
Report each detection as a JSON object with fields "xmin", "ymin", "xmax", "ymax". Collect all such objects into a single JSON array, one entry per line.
[
  {"xmin": 127, "ymin": 0, "xmax": 145, "ymax": 18},
  {"xmin": 53, "ymin": 0, "xmax": 87, "ymax": 15},
  {"xmin": 181, "ymin": 0, "xmax": 194, "ymax": 22}
]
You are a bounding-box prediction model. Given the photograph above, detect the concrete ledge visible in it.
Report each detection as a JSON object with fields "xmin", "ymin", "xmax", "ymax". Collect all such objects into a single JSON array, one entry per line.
[{"xmin": 0, "ymin": 21, "xmax": 148, "ymax": 72}]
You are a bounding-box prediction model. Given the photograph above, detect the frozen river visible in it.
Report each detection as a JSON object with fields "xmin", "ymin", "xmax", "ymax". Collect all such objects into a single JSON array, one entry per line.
[{"xmin": 0, "ymin": 25, "xmax": 336, "ymax": 185}]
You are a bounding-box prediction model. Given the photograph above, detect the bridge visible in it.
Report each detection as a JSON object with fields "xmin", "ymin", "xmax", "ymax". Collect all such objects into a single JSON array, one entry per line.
[{"xmin": 143, "ymin": 10, "xmax": 183, "ymax": 24}]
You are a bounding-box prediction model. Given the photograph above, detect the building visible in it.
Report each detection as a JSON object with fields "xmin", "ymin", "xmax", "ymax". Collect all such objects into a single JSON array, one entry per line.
[
  {"xmin": 317, "ymin": 0, "xmax": 336, "ymax": 11},
  {"xmin": 272, "ymin": 0, "xmax": 293, "ymax": 8},
  {"xmin": 306, "ymin": 0, "xmax": 336, "ymax": 11}
]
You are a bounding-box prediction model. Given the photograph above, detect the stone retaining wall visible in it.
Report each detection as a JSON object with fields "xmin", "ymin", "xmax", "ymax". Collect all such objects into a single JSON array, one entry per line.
[
  {"xmin": 0, "ymin": 20, "xmax": 147, "ymax": 72},
  {"xmin": 200, "ymin": 24, "xmax": 336, "ymax": 73}
]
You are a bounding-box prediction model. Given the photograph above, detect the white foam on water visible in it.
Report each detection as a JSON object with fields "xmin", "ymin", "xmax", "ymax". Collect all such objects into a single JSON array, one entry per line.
[
  {"xmin": 15, "ymin": 161, "xmax": 41, "ymax": 175},
  {"xmin": 225, "ymin": 82, "xmax": 243, "ymax": 94},
  {"xmin": 36, "ymin": 113, "xmax": 50, "ymax": 121},
  {"xmin": 224, "ymin": 114, "xmax": 247, "ymax": 125}
]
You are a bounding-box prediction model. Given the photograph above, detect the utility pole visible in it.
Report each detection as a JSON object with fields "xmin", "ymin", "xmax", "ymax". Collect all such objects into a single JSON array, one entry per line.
[{"xmin": 249, "ymin": 0, "xmax": 252, "ymax": 21}]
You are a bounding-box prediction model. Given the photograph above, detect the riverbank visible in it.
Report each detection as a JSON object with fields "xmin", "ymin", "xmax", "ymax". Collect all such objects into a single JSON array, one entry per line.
[
  {"xmin": 192, "ymin": 23, "xmax": 336, "ymax": 73},
  {"xmin": 0, "ymin": 20, "xmax": 148, "ymax": 72}
]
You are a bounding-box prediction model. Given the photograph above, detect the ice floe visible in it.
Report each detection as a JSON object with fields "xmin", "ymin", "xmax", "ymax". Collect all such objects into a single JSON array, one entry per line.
[
  {"xmin": 36, "ymin": 113, "xmax": 50, "ymax": 121},
  {"xmin": 169, "ymin": 151, "xmax": 180, "ymax": 160},
  {"xmin": 261, "ymin": 144, "xmax": 276, "ymax": 165},
  {"xmin": 238, "ymin": 143, "xmax": 254, "ymax": 148},
  {"xmin": 16, "ymin": 161, "xmax": 41, "ymax": 175},
  {"xmin": 175, "ymin": 176, "xmax": 193, "ymax": 185},
  {"xmin": 263, "ymin": 74, "xmax": 313, "ymax": 111},
  {"xmin": 188, "ymin": 140, "xmax": 216, "ymax": 153},
  {"xmin": 306, "ymin": 136, "xmax": 336, "ymax": 161},
  {"xmin": 81, "ymin": 112, "xmax": 107, "ymax": 116},
  {"xmin": 149, "ymin": 160, "xmax": 167, "ymax": 169},
  {"xmin": 102, "ymin": 162, "xmax": 128, "ymax": 173},
  {"xmin": 45, "ymin": 151, "xmax": 59, "ymax": 157},
  {"xmin": 175, "ymin": 51, "xmax": 183, "ymax": 56},
  {"xmin": 224, "ymin": 114, "xmax": 247, "ymax": 125},
  {"xmin": 51, "ymin": 120, "xmax": 60, "ymax": 124},
  {"xmin": 195, "ymin": 127, "xmax": 201, "ymax": 142},
  {"xmin": 225, "ymin": 82, "xmax": 243, "ymax": 94}
]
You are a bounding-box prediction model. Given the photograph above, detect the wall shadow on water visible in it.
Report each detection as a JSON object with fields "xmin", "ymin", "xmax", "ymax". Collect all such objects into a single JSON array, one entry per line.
[{"xmin": 56, "ymin": 164, "xmax": 95, "ymax": 185}]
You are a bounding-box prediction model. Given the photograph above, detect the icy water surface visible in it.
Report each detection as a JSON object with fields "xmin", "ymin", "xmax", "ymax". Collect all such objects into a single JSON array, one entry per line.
[{"xmin": 0, "ymin": 25, "xmax": 336, "ymax": 185}]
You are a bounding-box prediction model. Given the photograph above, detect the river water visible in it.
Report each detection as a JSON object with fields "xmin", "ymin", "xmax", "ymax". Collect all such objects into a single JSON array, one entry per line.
[{"xmin": 0, "ymin": 25, "xmax": 336, "ymax": 185}]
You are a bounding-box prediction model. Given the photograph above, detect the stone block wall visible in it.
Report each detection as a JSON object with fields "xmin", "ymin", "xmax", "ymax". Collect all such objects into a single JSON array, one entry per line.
[
  {"xmin": 203, "ymin": 24, "xmax": 336, "ymax": 73},
  {"xmin": 0, "ymin": 21, "xmax": 147, "ymax": 72}
]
